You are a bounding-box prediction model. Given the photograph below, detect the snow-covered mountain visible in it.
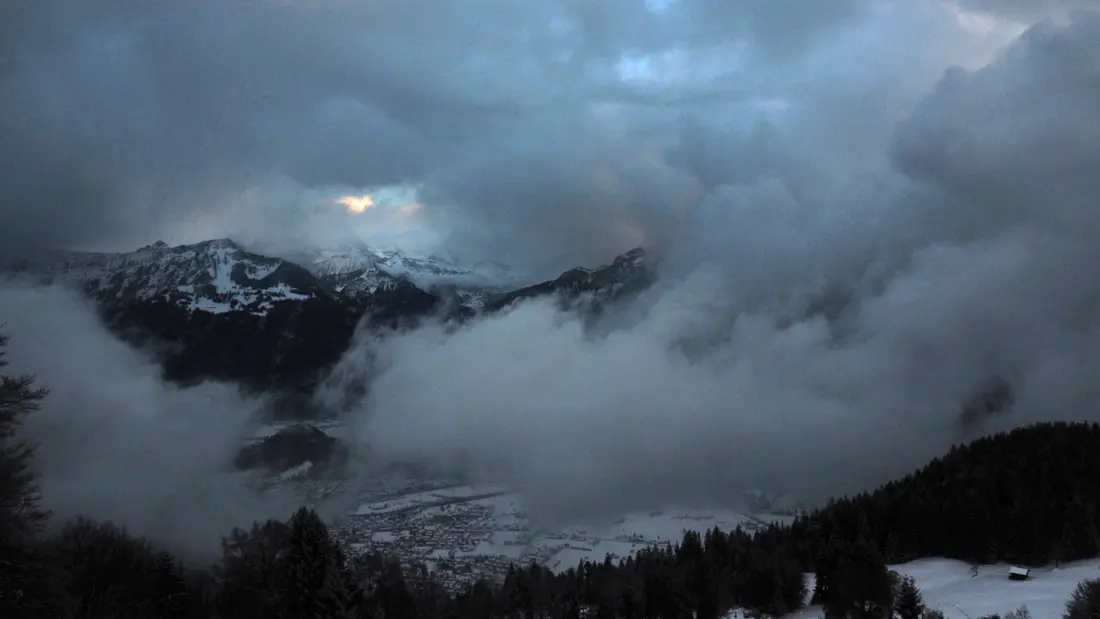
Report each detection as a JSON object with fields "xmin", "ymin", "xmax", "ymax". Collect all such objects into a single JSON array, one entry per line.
[
  {"xmin": 295, "ymin": 239, "xmax": 519, "ymax": 291},
  {"xmin": 279, "ymin": 239, "xmax": 523, "ymax": 312},
  {"xmin": 296, "ymin": 242, "xmax": 414, "ymax": 301},
  {"xmin": 4, "ymin": 238, "xmax": 336, "ymax": 316},
  {"xmin": 0, "ymin": 238, "xmax": 653, "ymax": 394},
  {"xmin": 1, "ymin": 240, "xmax": 367, "ymax": 391}
]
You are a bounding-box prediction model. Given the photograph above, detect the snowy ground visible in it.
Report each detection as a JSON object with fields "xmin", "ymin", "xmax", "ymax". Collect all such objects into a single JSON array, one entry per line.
[
  {"xmin": 776, "ymin": 558, "xmax": 1100, "ymax": 619},
  {"xmin": 333, "ymin": 480, "xmax": 795, "ymax": 591},
  {"xmin": 244, "ymin": 424, "xmax": 797, "ymax": 590}
]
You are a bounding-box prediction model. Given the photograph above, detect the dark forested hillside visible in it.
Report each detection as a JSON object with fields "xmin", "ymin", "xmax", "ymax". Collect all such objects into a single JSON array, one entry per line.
[
  {"xmin": 784, "ymin": 422, "xmax": 1100, "ymax": 568},
  {"xmin": 102, "ymin": 297, "xmax": 362, "ymax": 393}
]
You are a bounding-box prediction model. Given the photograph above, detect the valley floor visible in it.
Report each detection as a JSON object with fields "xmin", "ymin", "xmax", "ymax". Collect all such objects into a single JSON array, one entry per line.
[{"xmin": 330, "ymin": 479, "xmax": 795, "ymax": 593}]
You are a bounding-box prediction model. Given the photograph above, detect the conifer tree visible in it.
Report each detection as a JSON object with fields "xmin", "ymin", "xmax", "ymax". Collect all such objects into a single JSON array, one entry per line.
[
  {"xmin": 0, "ymin": 332, "xmax": 49, "ymax": 547},
  {"xmin": 819, "ymin": 540, "xmax": 893, "ymax": 619},
  {"xmin": 285, "ymin": 507, "xmax": 358, "ymax": 619},
  {"xmin": 0, "ymin": 331, "xmax": 52, "ymax": 618},
  {"xmin": 894, "ymin": 575, "xmax": 925, "ymax": 619},
  {"xmin": 1064, "ymin": 578, "xmax": 1100, "ymax": 619}
]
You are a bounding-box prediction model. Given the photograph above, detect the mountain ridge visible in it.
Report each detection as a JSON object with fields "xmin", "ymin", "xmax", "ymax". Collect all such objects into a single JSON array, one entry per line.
[
  {"xmin": 487, "ymin": 246, "xmax": 651, "ymax": 312},
  {"xmin": 4, "ymin": 238, "xmax": 339, "ymax": 314},
  {"xmin": 1, "ymin": 238, "xmax": 653, "ymax": 397}
]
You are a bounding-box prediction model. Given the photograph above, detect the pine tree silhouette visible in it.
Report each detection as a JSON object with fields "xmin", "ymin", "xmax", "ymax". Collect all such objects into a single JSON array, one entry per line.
[
  {"xmin": 0, "ymin": 332, "xmax": 50, "ymax": 547},
  {"xmin": 285, "ymin": 507, "xmax": 358, "ymax": 619},
  {"xmin": 894, "ymin": 576, "xmax": 925, "ymax": 619},
  {"xmin": 0, "ymin": 332, "xmax": 52, "ymax": 619},
  {"xmin": 1064, "ymin": 578, "xmax": 1100, "ymax": 619}
]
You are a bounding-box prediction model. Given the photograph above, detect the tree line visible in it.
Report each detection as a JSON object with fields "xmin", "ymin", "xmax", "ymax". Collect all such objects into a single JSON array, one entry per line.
[{"xmin": 2, "ymin": 331, "xmax": 1100, "ymax": 618}]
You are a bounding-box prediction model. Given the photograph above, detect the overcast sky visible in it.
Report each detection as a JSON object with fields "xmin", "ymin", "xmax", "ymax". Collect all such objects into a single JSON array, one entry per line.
[
  {"xmin": 3, "ymin": 0, "xmax": 1090, "ymax": 277},
  {"xmin": 3, "ymin": 0, "xmax": 1100, "ymax": 542}
]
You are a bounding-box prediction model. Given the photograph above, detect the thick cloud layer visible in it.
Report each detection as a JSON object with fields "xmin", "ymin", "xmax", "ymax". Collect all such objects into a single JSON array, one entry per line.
[
  {"xmin": 0, "ymin": 0, "xmax": 1048, "ymax": 274},
  {"xmin": 342, "ymin": 10, "xmax": 1100, "ymax": 522},
  {"xmin": 0, "ymin": 284, "xmax": 311, "ymax": 559}
]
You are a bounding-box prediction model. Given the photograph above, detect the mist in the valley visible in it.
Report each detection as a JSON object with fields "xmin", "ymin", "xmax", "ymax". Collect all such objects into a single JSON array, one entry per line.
[
  {"xmin": 0, "ymin": 284, "xmax": 338, "ymax": 560},
  {"xmin": 1, "ymin": 0, "xmax": 1099, "ymax": 549}
]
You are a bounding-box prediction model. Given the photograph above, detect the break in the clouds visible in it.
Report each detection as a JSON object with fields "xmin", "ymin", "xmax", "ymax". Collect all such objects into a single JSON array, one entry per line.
[{"xmin": 0, "ymin": 0, "xmax": 1076, "ymax": 274}]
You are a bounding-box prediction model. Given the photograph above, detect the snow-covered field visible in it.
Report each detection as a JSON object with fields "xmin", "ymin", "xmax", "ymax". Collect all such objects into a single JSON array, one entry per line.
[
  {"xmin": 350, "ymin": 484, "xmax": 513, "ymax": 516},
  {"xmin": 777, "ymin": 558, "xmax": 1100, "ymax": 619},
  {"xmin": 544, "ymin": 509, "xmax": 778, "ymax": 572},
  {"xmin": 334, "ymin": 480, "xmax": 795, "ymax": 591}
]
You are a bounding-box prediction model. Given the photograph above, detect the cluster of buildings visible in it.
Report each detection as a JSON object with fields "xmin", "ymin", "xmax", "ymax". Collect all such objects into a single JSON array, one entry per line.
[
  {"xmin": 326, "ymin": 480, "xmax": 659, "ymax": 592},
  {"xmin": 264, "ymin": 462, "xmax": 792, "ymax": 593}
]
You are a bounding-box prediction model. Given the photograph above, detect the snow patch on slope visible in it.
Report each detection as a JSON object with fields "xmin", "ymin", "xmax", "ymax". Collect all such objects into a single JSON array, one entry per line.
[{"xmin": 301, "ymin": 239, "xmax": 525, "ymax": 293}]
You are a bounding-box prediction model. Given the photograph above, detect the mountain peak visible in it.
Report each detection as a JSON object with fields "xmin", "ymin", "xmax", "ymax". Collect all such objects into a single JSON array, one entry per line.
[
  {"xmin": 199, "ymin": 238, "xmax": 240, "ymax": 251},
  {"xmin": 615, "ymin": 246, "xmax": 645, "ymax": 265}
]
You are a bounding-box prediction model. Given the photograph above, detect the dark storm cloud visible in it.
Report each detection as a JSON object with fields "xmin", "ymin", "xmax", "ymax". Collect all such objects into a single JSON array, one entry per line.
[
  {"xmin": 0, "ymin": 0, "xmax": 885, "ymax": 266},
  {"xmin": 0, "ymin": 0, "xmax": 561, "ymax": 252}
]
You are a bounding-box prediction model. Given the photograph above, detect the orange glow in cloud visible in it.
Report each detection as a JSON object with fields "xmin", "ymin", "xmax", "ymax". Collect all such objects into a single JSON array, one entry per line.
[{"xmin": 337, "ymin": 194, "xmax": 374, "ymax": 214}]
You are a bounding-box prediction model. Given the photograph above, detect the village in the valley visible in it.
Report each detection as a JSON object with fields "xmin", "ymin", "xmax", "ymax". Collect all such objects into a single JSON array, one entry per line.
[
  {"xmin": 247, "ymin": 422, "xmax": 799, "ymax": 593},
  {"xmin": 329, "ymin": 479, "xmax": 795, "ymax": 593}
]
